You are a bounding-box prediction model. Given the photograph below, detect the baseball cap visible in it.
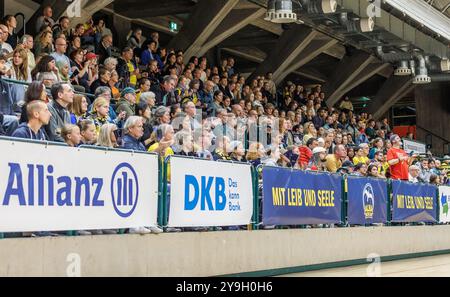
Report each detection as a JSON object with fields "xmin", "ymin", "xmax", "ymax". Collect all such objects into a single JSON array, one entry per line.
[
  {"xmin": 121, "ymin": 87, "xmax": 136, "ymax": 97},
  {"xmin": 342, "ymin": 160, "xmax": 355, "ymax": 168},
  {"xmin": 312, "ymin": 147, "xmax": 327, "ymax": 154}
]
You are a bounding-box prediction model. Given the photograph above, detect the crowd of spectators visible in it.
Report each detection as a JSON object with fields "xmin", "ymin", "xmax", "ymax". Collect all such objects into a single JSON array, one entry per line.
[{"xmin": 0, "ymin": 7, "xmax": 449, "ymax": 234}]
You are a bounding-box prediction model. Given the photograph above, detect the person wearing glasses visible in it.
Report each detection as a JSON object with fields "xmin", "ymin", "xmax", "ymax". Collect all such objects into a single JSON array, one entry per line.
[{"xmin": 51, "ymin": 37, "xmax": 72, "ymax": 77}]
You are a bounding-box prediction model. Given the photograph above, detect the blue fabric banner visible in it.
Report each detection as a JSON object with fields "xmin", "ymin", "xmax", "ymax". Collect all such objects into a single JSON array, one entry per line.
[
  {"xmin": 262, "ymin": 167, "xmax": 342, "ymax": 225},
  {"xmin": 392, "ymin": 180, "xmax": 437, "ymax": 223},
  {"xmin": 347, "ymin": 177, "xmax": 388, "ymax": 225}
]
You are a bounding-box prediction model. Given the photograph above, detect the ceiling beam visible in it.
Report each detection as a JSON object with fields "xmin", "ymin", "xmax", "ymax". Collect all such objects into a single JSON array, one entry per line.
[
  {"xmin": 167, "ymin": 0, "xmax": 240, "ymax": 61},
  {"xmin": 248, "ymin": 25, "xmax": 318, "ymax": 82},
  {"xmin": 274, "ymin": 38, "xmax": 338, "ymax": 85},
  {"xmin": 114, "ymin": 0, "xmax": 195, "ymax": 18},
  {"xmin": 198, "ymin": 8, "xmax": 266, "ymax": 56},
  {"xmin": 366, "ymin": 76, "xmax": 415, "ymax": 120},
  {"xmin": 324, "ymin": 51, "xmax": 376, "ymax": 107}
]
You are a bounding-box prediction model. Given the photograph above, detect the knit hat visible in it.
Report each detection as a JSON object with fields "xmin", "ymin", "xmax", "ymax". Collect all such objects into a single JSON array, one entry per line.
[{"xmin": 121, "ymin": 87, "xmax": 136, "ymax": 97}]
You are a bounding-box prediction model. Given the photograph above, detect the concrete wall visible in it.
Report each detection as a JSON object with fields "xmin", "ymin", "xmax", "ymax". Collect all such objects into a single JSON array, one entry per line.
[
  {"xmin": 415, "ymin": 83, "xmax": 450, "ymax": 156},
  {"xmin": 2, "ymin": 226, "xmax": 450, "ymax": 276}
]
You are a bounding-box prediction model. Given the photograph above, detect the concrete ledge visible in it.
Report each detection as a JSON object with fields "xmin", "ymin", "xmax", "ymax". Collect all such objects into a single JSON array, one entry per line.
[{"xmin": 1, "ymin": 226, "xmax": 450, "ymax": 276}]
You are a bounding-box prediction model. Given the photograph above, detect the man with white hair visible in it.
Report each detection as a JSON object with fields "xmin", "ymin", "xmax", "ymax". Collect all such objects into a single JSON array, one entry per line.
[
  {"xmin": 19, "ymin": 35, "xmax": 35, "ymax": 69},
  {"xmin": 139, "ymin": 92, "xmax": 156, "ymax": 110},
  {"xmin": 409, "ymin": 165, "xmax": 420, "ymax": 183}
]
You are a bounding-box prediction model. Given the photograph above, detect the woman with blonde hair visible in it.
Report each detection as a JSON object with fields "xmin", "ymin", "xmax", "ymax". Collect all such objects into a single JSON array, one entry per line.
[
  {"xmin": 96, "ymin": 123, "xmax": 119, "ymax": 148},
  {"xmin": 246, "ymin": 142, "xmax": 266, "ymax": 167},
  {"xmin": 88, "ymin": 96, "xmax": 122, "ymax": 133},
  {"xmin": 303, "ymin": 121, "xmax": 317, "ymax": 144},
  {"xmin": 34, "ymin": 30, "xmax": 53, "ymax": 57}
]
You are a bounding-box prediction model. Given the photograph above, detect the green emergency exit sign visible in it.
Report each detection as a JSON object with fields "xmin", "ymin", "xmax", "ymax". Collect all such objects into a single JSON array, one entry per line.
[{"xmin": 169, "ymin": 21, "xmax": 178, "ymax": 32}]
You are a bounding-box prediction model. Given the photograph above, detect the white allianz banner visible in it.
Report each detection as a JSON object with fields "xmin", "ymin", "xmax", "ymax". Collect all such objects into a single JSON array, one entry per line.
[
  {"xmin": 168, "ymin": 157, "xmax": 254, "ymax": 227},
  {"xmin": 439, "ymin": 186, "xmax": 450, "ymax": 223},
  {"xmin": 0, "ymin": 138, "xmax": 159, "ymax": 232}
]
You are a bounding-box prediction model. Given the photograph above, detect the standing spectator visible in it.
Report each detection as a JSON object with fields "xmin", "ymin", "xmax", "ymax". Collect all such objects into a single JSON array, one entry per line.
[
  {"xmin": 12, "ymin": 101, "xmax": 50, "ymax": 140},
  {"xmin": 339, "ymin": 96, "xmax": 353, "ymax": 112},
  {"xmin": 36, "ymin": 6, "xmax": 55, "ymax": 34},
  {"xmin": 45, "ymin": 83, "xmax": 74, "ymax": 142},
  {"xmin": 387, "ymin": 134, "xmax": 415, "ymax": 181}
]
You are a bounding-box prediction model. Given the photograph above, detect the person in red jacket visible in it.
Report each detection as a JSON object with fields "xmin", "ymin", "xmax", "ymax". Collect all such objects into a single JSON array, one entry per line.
[
  {"xmin": 387, "ymin": 134, "xmax": 417, "ymax": 180},
  {"xmin": 297, "ymin": 137, "xmax": 318, "ymax": 169}
]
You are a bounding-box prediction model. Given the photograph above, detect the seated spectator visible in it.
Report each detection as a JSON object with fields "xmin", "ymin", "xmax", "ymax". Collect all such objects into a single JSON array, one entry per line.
[
  {"xmin": 418, "ymin": 159, "xmax": 432, "ymax": 183},
  {"xmin": 353, "ymin": 144, "xmax": 370, "ymax": 165},
  {"xmin": 116, "ymin": 87, "xmax": 137, "ymax": 119},
  {"xmin": 297, "ymin": 137, "xmax": 318, "ymax": 169},
  {"xmin": 136, "ymin": 78, "xmax": 151, "ymax": 103},
  {"xmin": 96, "ymin": 34, "xmax": 113, "ymax": 65},
  {"xmin": 229, "ymin": 141, "xmax": 246, "ymax": 162},
  {"xmin": 150, "ymin": 75, "xmax": 176, "ymax": 106},
  {"xmin": 212, "ymin": 136, "xmax": 231, "ymax": 161},
  {"xmin": 326, "ymin": 144, "xmax": 347, "ymax": 173},
  {"xmin": 262, "ymin": 146, "xmax": 281, "ymax": 167},
  {"xmin": 69, "ymin": 94, "xmax": 89, "ymax": 124},
  {"xmin": 12, "ymin": 100, "xmax": 50, "ymax": 140},
  {"xmin": 45, "ymin": 83, "xmax": 74, "ymax": 142},
  {"xmin": 307, "ymin": 146, "xmax": 327, "ymax": 171},
  {"xmin": 90, "ymin": 67, "xmax": 110, "ymax": 94},
  {"xmin": 78, "ymin": 119, "xmax": 97, "ymax": 145},
  {"xmin": 121, "ymin": 116, "xmax": 145, "ymax": 151},
  {"xmin": 135, "ymin": 101, "xmax": 153, "ymax": 149},
  {"xmin": 96, "ymin": 123, "xmax": 119, "ymax": 148},
  {"xmin": 19, "ymin": 81, "xmax": 46, "ymax": 125},
  {"xmin": 31, "ymin": 55, "xmax": 58, "ymax": 81},
  {"xmin": 353, "ymin": 163, "xmax": 368, "ymax": 176},
  {"xmin": 408, "ymin": 164, "xmax": 420, "ymax": 183},
  {"xmin": 61, "ymin": 124, "xmax": 81, "ymax": 147}
]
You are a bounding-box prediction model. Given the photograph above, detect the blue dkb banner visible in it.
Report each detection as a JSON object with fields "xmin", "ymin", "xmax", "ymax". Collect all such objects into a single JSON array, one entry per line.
[
  {"xmin": 392, "ymin": 180, "xmax": 437, "ymax": 223},
  {"xmin": 347, "ymin": 177, "xmax": 388, "ymax": 225},
  {"xmin": 262, "ymin": 167, "xmax": 342, "ymax": 225}
]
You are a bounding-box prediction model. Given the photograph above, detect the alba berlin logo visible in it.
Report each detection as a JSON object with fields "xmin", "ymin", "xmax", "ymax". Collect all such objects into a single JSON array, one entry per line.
[{"xmin": 66, "ymin": 0, "xmax": 82, "ymax": 18}]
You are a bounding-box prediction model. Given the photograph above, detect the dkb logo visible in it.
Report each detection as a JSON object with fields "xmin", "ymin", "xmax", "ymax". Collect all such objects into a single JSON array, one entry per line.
[{"xmin": 111, "ymin": 163, "xmax": 139, "ymax": 218}]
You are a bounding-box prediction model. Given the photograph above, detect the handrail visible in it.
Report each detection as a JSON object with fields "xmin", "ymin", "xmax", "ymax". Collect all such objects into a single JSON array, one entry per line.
[
  {"xmin": 1, "ymin": 77, "xmax": 96, "ymax": 99},
  {"xmin": 416, "ymin": 125, "xmax": 450, "ymax": 144}
]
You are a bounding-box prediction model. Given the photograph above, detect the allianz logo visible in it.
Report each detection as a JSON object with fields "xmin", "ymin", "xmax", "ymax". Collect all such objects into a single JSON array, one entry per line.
[{"xmin": 1, "ymin": 162, "xmax": 139, "ymax": 218}]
